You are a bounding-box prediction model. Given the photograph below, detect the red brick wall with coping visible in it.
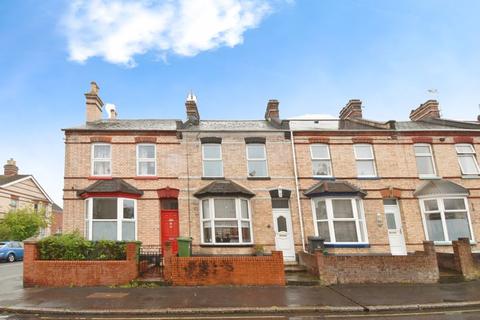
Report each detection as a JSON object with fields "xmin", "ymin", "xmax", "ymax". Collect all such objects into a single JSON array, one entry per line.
[{"xmin": 23, "ymin": 241, "xmax": 138, "ymax": 287}]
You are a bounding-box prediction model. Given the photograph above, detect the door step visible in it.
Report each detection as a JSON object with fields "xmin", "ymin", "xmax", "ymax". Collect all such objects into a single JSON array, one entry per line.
[
  {"xmin": 439, "ymin": 268, "xmax": 464, "ymax": 283},
  {"xmin": 284, "ymin": 264, "xmax": 307, "ymax": 273},
  {"xmin": 135, "ymin": 278, "xmax": 171, "ymax": 287},
  {"xmin": 285, "ymin": 271, "xmax": 321, "ymax": 286}
]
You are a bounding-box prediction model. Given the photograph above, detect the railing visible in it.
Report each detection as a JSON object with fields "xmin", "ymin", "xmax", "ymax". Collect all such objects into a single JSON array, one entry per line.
[{"xmin": 138, "ymin": 246, "xmax": 163, "ymax": 279}]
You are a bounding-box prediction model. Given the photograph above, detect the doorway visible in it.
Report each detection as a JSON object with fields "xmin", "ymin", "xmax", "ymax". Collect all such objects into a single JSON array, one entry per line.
[{"xmin": 383, "ymin": 199, "xmax": 407, "ymax": 256}]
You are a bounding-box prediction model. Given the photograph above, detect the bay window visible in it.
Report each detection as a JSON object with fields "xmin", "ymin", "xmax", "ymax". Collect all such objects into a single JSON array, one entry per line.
[
  {"xmin": 455, "ymin": 144, "xmax": 480, "ymax": 175},
  {"xmin": 246, "ymin": 144, "xmax": 268, "ymax": 177},
  {"xmin": 414, "ymin": 144, "xmax": 436, "ymax": 177},
  {"xmin": 310, "ymin": 144, "xmax": 332, "ymax": 177},
  {"xmin": 92, "ymin": 143, "xmax": 111, "ymax": 176},
  {"xmin": 85, "ymin": 198, "xmax": 136, "ymax": 241},
  {"xmin": 202, "ymin": 144, "xmax": 223, "ymax": 177},
  {"xmin": 137, "ymin": 144, "xmax": 156, "ymax": 176},
  {"xmin": 200, "ymin": 198, "xmax": 253, "ymax": 245},
  {"xmin": 420, "ymin": 197, "xmax": 473, "ymax": 243},
  {"xmin": 312, "ymin": 198, "xmax": 367, "ymax": 244}
]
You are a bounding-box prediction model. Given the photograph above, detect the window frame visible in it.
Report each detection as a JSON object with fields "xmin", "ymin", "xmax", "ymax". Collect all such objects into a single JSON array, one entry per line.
[
  {"xmin": 414, "ymin": 143, "xmax": 437, "ymax": 178},
  {"xmin": 353, "ymin": 144, "xmax": 377, "ymax": 178},
  {"xmin": 310, "ymin": 144, "xmax": 333, "ymax": 178},
  {"xmin": 246, "ymin": 143, "xmax": 269, "ymax": 177},
  {"xmin": 310, "ymin": 197, "xmax": 368, "ymax": 245},
  {"xmin": 85, "ymin": 197, "xmax": 137, "ymax": 241},
  {"xmin": 202, "ymin": 143, "xmax": 224, "ymax": 178},
  {"xmin": 419, "ymin": 196, "xmax": 475, "ymax": 245},
  {"xmin": 200, "ymin": 197, "xmax": 253, "ymax": 245},
  {"xmin": 91, "ymin": 143, "xmax": 112, "ymax": 177},
  {"xmin": 455, "ymin": 144, "xmax": 480, "ymax": 175},
  {"xmin": 136, "ymin": 143, "xmax": 157, "ymax": 176}
]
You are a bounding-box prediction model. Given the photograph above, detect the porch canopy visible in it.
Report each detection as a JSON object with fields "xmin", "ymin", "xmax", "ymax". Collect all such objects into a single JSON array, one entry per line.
[
  {"xmin": 413, "ymin": 179, "xmax": 469, "ymax": 197},
  {"xmin": 304, "ymin": 181, "xmax": 367, "ymax": 198},
  {"xmin": 194, "ymin": 179, "xmax": 255, "ymax": 199},
  {"xmin": 78, "ymin": 178, "xmax": 143, "ymax": 198}
]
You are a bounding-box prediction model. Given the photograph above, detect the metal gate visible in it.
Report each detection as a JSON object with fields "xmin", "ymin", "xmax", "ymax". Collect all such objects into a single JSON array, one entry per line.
[{"xmin": 138, "ymin": 246, "xmax": 164, "ymax": 278}]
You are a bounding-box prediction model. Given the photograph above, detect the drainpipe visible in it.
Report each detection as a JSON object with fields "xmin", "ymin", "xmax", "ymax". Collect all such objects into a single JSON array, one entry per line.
[{"xmin": 290, "ymin": 128, "xmax": 306, "ymax": 252}]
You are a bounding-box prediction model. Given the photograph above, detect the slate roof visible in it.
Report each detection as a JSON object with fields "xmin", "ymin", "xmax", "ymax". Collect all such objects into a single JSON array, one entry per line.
[
  {"xmin": 77, "ymin": 179, "xmax": 144, "ymax": 197},
  {"xmin": 0, "ymin": 175, "xmax": 30, "ymax": 186},
  {"xmin": 413, "ymin": 180, "xmax": 469, "ymax": 197},
  {"xmin": 304, "ymin": 181, "xmax": 367, "ymax": 198},
  {"xmin": 63, "ymin": 119, "xmax": 180, "ymax": 131},
  {"xmin": 181, "ymin": 120, "xmax": 289, "ymax": 131},
  {"xmin": 194, "ymin": 180, "xmax": 255, "ymax": 198},
  {"xmin": 52, "ymin": 203, "xmax": 63, "ymax": 212}
]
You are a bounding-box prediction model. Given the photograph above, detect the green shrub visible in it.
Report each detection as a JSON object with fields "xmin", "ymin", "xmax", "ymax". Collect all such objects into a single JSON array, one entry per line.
[{"xmin": 37, "ymin": 232, "xmax": 127, "ymax": 261}]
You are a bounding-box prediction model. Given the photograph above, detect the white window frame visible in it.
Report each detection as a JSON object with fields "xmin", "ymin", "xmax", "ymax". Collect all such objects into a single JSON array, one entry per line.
[
  {"xmin": 91, "ymin": 143, "xmax": 112, "ymax": 176},
  {"xmin": 419, "ymin": 196, "xmax": 475, "ymax": 245},
  {"xmin": 310, "ymin": 144, "xmax": 333, "ymax": 177},
  {"xmin": 85, "ymin": 197, "xmax": 137, "ymax": 241},
  {"xmin": 414, "ymin": 143, "xmax": 437, "ymax": 178},
  {"xmin": 202, "ymin": 143, "xmax": 224, "ymax": 178},
  {"xmin": 311, "ymin": 197, "xmax": 368, "ymax": 245},
  {"xmin": 455, "ymin": 144, "xmax": 480, "ymax": 175},
  {"xmin": 353, "ymin": 144, "xmax": 377, "ymax": 177},
  {"xmin": 136, "ymin": 143, "xmax": 157, "ymax": 176},
  {"xmin": 246, "ymin": 144, "xmax": 269, "ymax": 177},
  {"xmin": 200, "ymin": 198, "xmax": 253, "ymax": 245}
]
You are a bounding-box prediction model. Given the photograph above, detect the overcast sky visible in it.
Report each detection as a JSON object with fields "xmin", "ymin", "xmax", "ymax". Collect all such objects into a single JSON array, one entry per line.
[{"xmin": 1, "ymin": 0, "xmax": 479, "ymax": 205}]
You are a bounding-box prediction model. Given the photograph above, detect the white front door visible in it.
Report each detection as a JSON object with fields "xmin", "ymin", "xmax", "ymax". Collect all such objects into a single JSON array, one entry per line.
[
  {"xmin": 273, "ymin": 207, "xmax": 296, "ymax": 261},
  {"xmin": 384, "ymin": 202, "xmax": 407, "ymax": 256}
]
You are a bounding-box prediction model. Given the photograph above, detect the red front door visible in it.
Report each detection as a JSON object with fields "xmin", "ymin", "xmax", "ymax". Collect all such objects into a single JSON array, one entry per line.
[{"xmin": 161, "ymin": 210, "xmax": 179, "ymax": 255}]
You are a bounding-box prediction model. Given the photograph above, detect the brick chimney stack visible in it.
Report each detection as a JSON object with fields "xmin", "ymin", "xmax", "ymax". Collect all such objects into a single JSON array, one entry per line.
[
  {"xmin": 339, "ymin": 99, "xmax": 363, "ymax": 119},
  {"xmin": 85, "ymin": 81, "xmax": 104, "ymax": 123},
  {"xmin": 410, "ymin": 100, "xmax": 440, "ymax": 121},
  {"xmin": 265, "ymin": 99, "xmax": 280, "ymax": 122},
  {"xmin": 4, "ymin": 158, "xmax": 18, "ymax": 176},
  {"xmin": 185, "ymin": 92, "xmax": 199, "ymax": 125}
]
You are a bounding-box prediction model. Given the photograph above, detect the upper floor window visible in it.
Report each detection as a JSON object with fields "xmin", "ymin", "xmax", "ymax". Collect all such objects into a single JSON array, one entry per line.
[
  {"xmin": 202, "ymin": 144, "xmax": 223, "ymax": 177},
  {"xmin": 414, "ymin": 144, "xmax": 436, "ymax": 178},
  {"xmin": 136, "ymin": 144, "xmax": 156, "ymax": 176},
  {"xmin": 353, "ymin": 144, "xmax": 377, "ymax": 177},
  {"xmin": 92, "ymin": 143, "xmax": 111, "ymax": 176},
  {"xmin": 9, "ymin": 198, "xmax": 18, "ymax": 210},
  {"xmin": 246, "ymin": 144, "xmax": 268, "ymax": 177},
  {"xmin": 455, "ymin": 144, "xmax": 480, "ymax": 175},
  {"xmin": 310, "ymin": 144, "xmax": 332, "ymax": 177}
]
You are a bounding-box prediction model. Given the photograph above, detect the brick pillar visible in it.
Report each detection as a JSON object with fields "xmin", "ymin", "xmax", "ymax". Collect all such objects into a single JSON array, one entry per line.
[
  {"xmin": 315, "ymin": 250, "xmax": 335, "ymax": 285},
  {"xmin": 422, "ymin": 241, "xmax": 439, "ymax": 281},
  {"xmin": 125, "ymin": 242, "xmax": 138, "ymax": 261},
  {"xmin": 163, "ymin": 241, "xmax": 173, "ymax": 282},
  {"xmin": 453, "ymin": 238, "xmax": 479, "ymax": 280},
  {"xmin": 23, "ymin": 241, "xmax": 38, "ymax": 287}
]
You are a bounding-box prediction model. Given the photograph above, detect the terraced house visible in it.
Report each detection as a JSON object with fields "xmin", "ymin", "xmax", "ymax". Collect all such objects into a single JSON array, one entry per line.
[{"xmin": 62, "ymin": 82, "xmax": 480, "ymax": 261}]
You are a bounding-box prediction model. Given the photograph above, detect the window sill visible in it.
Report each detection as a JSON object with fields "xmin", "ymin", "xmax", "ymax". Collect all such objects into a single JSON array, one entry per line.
[
  {"xmin": 88, "ymin": 176, "xmax": 113, "ymax": 180},
  {"xmin": 247, "ymin": 177, "xmax": 271, "ymax": 181},
  {"xmin": 201, "ymin": 177, "xmax": 225, "ymax": 180},
  {"xmin": 200, "ymin": 244, "xmax": 254, "ymax": 248},
  {"xmin": 312, "ymin": 176, "xmax": 336, "ymax": 181},
  {"xmin": 433, "ymin": 240, "xmax": 476, "ymax": 246},
  {"xmin": 462, "ymin": 175, "xmax": 480, "ymax": 179},
  {"xmin": 134, "ymin": 176, "xmax": 159, "ymax": 180},
  {"xmin": 419, "ymin": 175, "xmax": 442, "ymax": 180},
  {"xmin": 357, "ymin": 176, "xmax": 381, "ymax": 180},
  {"xmin": 324, "ymin": 243, "xmax": 370, "ymax": 248}
]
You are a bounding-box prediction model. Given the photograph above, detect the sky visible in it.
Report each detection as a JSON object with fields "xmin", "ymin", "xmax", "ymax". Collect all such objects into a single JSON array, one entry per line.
[{"xmin": 1, "ymin": 0, "xmax": 480, "ymax": 205}]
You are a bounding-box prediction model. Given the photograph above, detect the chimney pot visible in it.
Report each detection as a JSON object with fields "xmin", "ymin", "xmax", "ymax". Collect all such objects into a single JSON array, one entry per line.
[
  {"xmin": 265, "ymin": 99, "xmax": 280, "ymax": 122},
  {"xmin": 85, "ymin": 81, "xmax": 104, "ymax": 123},
  {"xmin": 4, "ymin": 158, "xmax": 18, "ymax": 176},
  {"xmin": 410, "ymin": 100, "xmax": 440, "ymax": 121},
  {"xmin": 339, "ymin": 99, "xmax": 363, "ymax": 119}
]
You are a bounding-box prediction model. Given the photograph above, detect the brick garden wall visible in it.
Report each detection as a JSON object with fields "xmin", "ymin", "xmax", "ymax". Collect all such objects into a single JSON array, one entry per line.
[
  {"xmin": 23, "ymin": 242, "xmax": 139, "ymax": 287},
  {"xmin": 437, "ymin": 238, "xmax": 480, "ymax": 280},
  {"xmin": 299, "ymin": 241, "xmax": 439, "ymax": 285}
]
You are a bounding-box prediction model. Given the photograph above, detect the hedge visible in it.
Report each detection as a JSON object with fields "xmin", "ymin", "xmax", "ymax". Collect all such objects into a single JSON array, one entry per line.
[{"xmin": 37, "ymin": 233, "xmax": 136, "ymax": 261}]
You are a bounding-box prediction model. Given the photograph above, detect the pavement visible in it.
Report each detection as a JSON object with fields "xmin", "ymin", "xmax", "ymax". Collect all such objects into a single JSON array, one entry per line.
[{"xmin": 1, "ymin": 262, "xmax": 480, "ymax": 316}]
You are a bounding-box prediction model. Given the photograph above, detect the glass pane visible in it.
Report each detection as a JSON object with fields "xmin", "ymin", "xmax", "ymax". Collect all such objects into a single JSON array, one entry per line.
[
  {"xmin": 355, "ymin": 145, "xmax": 373, "ymax": 159},
  {"xmin": 445, "ymin": 212, "xmax": 471, "ymax": 241},
  {"xmin": 456, "ymin": 145, "xmax": 474, "ymax": 153},
  {"xmin": 214, "ymin": 199, "xmax": 236, "ymax": 218},
  {"xmin": 357, "ymin": 160, "xmax": 376, "ymax": 176},
  {"xmin": 272, "ymin": 199, "xmax": 289, "ymax": 209},
  {"xmin": 203, "ymin": 160, "xmax": 223, "ymax": 177},
  {"xmin": 138, "ymin": 145, "xmax": 155, "ymax": 158},
  {"xmin": 139, "ymin": 161, "xmax": 155, "ymax": 175},
  {"xmin": 311, "ymin": 145, "xmax": 329, "ymax": 159},
  {"xmin": 247, "ymin": 145, "xmax": 266, "ymax": 159},
  {"xmin": 203, "ymin": 221, "xmax": 212, "ymax": 243},
  {"xmin": 92, "ymin": 221, "xmax": 117, "ymax": 240},
  {"xmin": 332, "ymin": 199, "xmax": 354, "ymax": 218},
  {"xmin": 386, "ymin": 213, "xmax": 396, "ymax": 230},
  {"xmin": 85, "ymin": 220, "xmax": 89, "ymax": 238},
  {"xmin": 277, "ymin": 216, "xmax": 287, "ymax": 232},
  {"xmin": 123, "ymin": 200, "xmax": 135, "ymax": 219},
  {"xmin": 414, "ymin": 145, "xmax": 431, "ymax": 155},
  {"xmin": 93, "ymin": 161, "xmax": 111, "ymax": 175},
  {"xmin": 248, "ymin": 160, "xmax": 268, "ymax": 177},
  {"xmin": 214, "ymin": 221, "xmax": 239, "ymax": 243},
  {"xmin": 416, "ymin": 156, "xmax": 435, "ymax": 175},
  {"xmin": 444, "ymin": 198, "xmax": 466, "ymax": 211},
  {"xmin": 459, "ymin": 156, "xmax": 479, "ymax": 174},
  {"xmin": 85, "ymin": 199, "xmax": 89, "ymax": 219},
  {"xmin": 315, "ymin": 199, "xmax": 327, "ymax": 220},
  {"xmin": 94, "ymin": 145, "xmax": 110, "ymax": 159},
  {"xmin": 383, "ymin": 199, "xmax": 397, "ymax": 205},
  {"xmin": 424, "ymin": 199, "xmax": 439, "ymax": 211},
  {"xmin": 312, "ymin": 160, "xmax": 332, "ymax": 176},
  {"xmin": 202, "ymin": 200, "xmax": 210, "ymax": 219},
  {"xmin": 93, "ymin": 198, "xmax": 117, "ymax": 219},
  {"xmin": 203, "ymin": 144, "xmax": 221, "ymax": 159},
  {"xmin": 240, "ymin": 200, "xmax": 249, "ymax": 219},
  {"xmin": 241, "ymin": 221, "xmax": 251, "ymax": 242},
  {"xmin": 122, "ymin": 221, "xmax": 135, "ymax": 240},
  {"xmin": 425, "ymin": 212, "xmax": 445, "ymax": 241},
  {"xmin": 317, "ymin": 221, "xmax": 330, "ymax": 241},
  {"xmin": 161, "ymin": 199, "xmax": 178, "ymax": 210},
  {"xmin": 333, "ymin": 221, "xmax": 358, "ymax": 242}
]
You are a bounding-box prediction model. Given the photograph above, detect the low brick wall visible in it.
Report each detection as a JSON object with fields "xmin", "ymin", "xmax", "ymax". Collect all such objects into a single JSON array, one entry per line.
[
  {"xmin": 299, "ymin": 241, "xmax": 439, "ymax": 285},
  {"xmin": 163, "ymin": 244, "xmax": 285, "ymax": 286},
  {"xmin": 437, "ymin": 238, "xmax": 480, "ymax": 281},
  {"xmin": 23, "ymin": 242, "xmax": 139, "ymax": 287}
]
